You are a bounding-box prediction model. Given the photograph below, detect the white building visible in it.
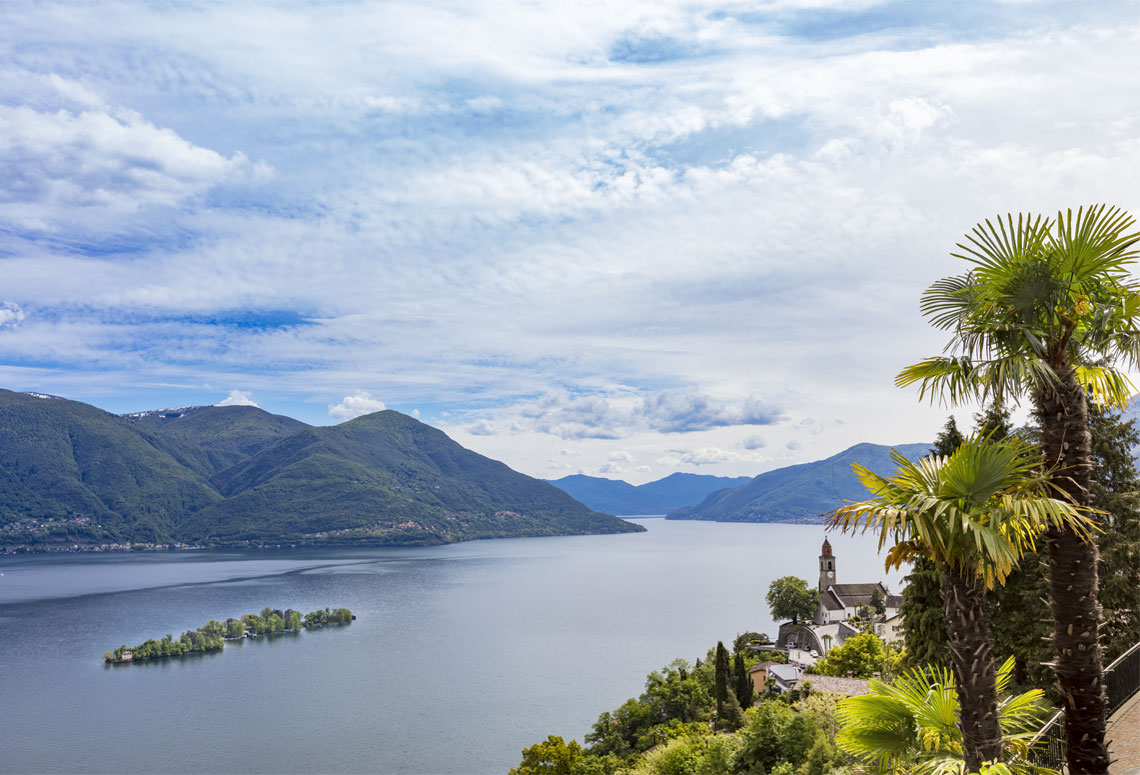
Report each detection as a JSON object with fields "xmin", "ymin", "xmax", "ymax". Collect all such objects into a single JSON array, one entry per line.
[{"xmin": 814, "ymin": 537, "xmax": 901, "ymax": 625}]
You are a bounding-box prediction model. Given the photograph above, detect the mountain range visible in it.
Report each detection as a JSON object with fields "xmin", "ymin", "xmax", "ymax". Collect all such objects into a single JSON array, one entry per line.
[
  {"xmin": 546, "ymin": 472, "xmax": 753, "ymax": 515},
  {"xmin": 666, "ymin": 442, "xmax": 932, "ymax": 523},
  {"xmin": 0, "ymin": 390, "xmax": 642, "ymax": 548}
]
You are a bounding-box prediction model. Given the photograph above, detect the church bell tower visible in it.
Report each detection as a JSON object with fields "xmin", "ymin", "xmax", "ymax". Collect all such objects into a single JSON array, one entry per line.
[{"xmin": 818, "ymin": 537, "xmax": 835, "ymax": 592}]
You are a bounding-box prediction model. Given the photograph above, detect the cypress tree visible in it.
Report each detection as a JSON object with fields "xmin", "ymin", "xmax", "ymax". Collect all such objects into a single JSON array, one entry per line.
[
  {"xmin": 733, "ymin": 651, "xmax": 753, "ymax": 709},
  {"xmin": 713, "ymin": 641, "xmax": 730, "ymax": 715}
]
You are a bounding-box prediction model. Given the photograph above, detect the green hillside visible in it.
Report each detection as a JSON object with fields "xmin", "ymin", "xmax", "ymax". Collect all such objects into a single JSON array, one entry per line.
[
  {"xmin": 126, "ymin": 405, "xmax": 310, "ymax": 476},
  {"xmin": 0, "ymin": 391, "xmax": 641, "ymax": 548},
  {"xmin": 0, "ymin": 390, "xmax": 222, "ymax": 544},
  {"xmin": 182, "ymin": 411, "xmax": 638, "ymax": 544},
  {"xmin": 667, "ymin": 442, "xmax": 931, "ymax": 523}
]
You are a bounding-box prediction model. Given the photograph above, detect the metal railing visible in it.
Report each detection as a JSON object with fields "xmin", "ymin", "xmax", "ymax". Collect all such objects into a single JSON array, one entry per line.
[{"xmin": 1028, "ymin": 639, "xmax": 1140, "ymax": 771}]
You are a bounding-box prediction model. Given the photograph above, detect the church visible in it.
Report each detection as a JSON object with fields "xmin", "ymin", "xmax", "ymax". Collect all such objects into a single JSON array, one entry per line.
[
  {"xmin": 775, "ymin": 537, "xmax": 904, "ymax": 661},
  {"xmin": 814, "ymin": 537, "xmax": 902, "ymax": 625}
]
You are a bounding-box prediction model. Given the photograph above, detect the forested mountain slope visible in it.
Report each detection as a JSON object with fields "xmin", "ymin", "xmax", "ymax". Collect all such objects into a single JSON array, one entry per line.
[
  {"xmin": 0, "ymin": 391, "xmax": 640, "ymax": 547},
  {"xmin": 548, "ymin": 472, "xmax": 752, "ymax": 514},
  {"xmin": 667, "ymin": 442, "xmax": 931, "ymax": 523}
]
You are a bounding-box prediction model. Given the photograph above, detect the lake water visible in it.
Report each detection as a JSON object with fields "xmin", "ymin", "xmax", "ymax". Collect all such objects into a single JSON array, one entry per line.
[{"xmin": 0, "ymin": 519, "xmax": 904, "ymax": 774}]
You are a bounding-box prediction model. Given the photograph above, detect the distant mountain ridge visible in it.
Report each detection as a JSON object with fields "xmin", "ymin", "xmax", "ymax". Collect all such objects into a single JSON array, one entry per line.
[
  {"xmin": 667, "ymin": 442, "xmax": 932, "ymax": 523},
  {"xmin": 547, "ymin": 472, "xmax": 753, "ymax": 514},
  {"xmin": 0, "ymin": 390, "xmax": 641, "ymax": 548}
]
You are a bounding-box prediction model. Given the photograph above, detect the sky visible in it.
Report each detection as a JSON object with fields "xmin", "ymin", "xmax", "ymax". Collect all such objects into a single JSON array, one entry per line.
[{"xmin": 3, "ymin": 0, "xmax": 1140, "ymax": 485}]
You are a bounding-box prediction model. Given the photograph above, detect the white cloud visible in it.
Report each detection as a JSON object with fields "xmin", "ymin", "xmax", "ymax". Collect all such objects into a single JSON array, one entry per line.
[
  {"xmin": 329, "ymin": 390, "xmax": 387, "ymax": 420},
  {"xmin": 462, "ymin": 388, "xmax": 785, "ymax": 440},
  {"xmin": 3, "ymin": 1, "xmax": 1139, "ymax": 484},
  {"xmin": 0, "ymin": 74, "xmax": 267, "ymax": 232},
  {"xmin": 0, "ymin": 302, "xmax": 25, "ymax": 329},
  {"xmin": 217, "ymin": 389, "xmax": 258, "ymax": 407},
  {"xmin": 741, "ymin": 435, "xmax": 766, "ymax": 450}
]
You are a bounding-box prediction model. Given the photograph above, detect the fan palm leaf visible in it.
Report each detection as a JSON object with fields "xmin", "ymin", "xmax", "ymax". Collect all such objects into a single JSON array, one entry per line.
[
  {"xmin": 837, "ymin": 657, "xmax": 1054, "ymax": 775},
  {"xmin": 896, "ymin": 205, "xmax": 1140, "ymax": 772}
]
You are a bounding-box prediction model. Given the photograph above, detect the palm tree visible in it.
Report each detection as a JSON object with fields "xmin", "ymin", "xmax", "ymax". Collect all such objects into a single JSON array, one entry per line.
[
  {"xmin": 836, "ymin": 656, "xmax": 1054, "ymax": 775},
  {"xmin": 826, "ymin": 435, "xmax": 1093, "ymax": 773},
  {"xmin": 897, "ymin": 205, "xmax": 1140, "ymax": 772}
]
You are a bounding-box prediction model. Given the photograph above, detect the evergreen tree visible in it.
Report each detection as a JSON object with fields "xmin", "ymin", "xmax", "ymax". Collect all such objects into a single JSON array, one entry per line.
[
  {"xmin": 733, "ymin": 651, "xmax": 753, "ymax": 709},
  {"xmin": 974, "ymin": 402, "xmax": 1012, "ymax": 441},
  {"xmin": 869, "ymin": 587, "xmax": 886, "ymax": 616},
  {"xmin": 713, "ymin": 641, "xmax": 730, "ymax": 716},
  {"xmin": 1088, "ymin": 402, "xmax": 1140, "ymax": 662}
]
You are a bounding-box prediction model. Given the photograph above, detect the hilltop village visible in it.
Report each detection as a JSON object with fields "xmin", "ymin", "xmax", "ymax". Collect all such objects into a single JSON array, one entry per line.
[{"xmin": 746, "ymin": 538, "xmax": 904, "ymax": 698}]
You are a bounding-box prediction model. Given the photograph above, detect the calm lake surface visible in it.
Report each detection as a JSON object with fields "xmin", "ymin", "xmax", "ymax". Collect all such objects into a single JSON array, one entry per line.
[{"xmin": 0, "ymin": 519, "xmax": 904, "ymax": 774}]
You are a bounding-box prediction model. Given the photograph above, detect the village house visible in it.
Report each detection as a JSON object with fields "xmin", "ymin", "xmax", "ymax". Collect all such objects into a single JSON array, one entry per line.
[
  {"xmin": 876, "ymin": 611, "xmax": 904, "ymax": 644},
  {"xmin": 747, "ymin": 660, "xmax": 781, "ymax": 694}
]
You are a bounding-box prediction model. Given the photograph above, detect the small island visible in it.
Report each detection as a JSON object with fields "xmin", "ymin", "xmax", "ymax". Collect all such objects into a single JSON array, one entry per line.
[{"xmin": 104, "ymin": 606, "xmax": 354, "ymax": 664}]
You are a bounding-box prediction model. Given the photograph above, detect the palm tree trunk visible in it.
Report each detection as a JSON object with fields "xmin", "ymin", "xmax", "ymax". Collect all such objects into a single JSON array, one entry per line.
[
  {"xmin": 942, "ymin": 567, "xmax": 1004, "ymax": 771},
  {"xmin": 1033, "ymin": 365, "xmax": 1111, "ymax": 774}
]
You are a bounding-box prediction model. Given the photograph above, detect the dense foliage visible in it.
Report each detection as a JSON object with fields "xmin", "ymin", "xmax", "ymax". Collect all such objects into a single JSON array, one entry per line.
[
  {"xmin": 826, "ymin": 434, "xmax": 1090, "ymax": 771},
  {"xmin": 512, "ymin": 638, "xmax": 855, "ymax": 775},
  {"xmin": 809, "ymin": 632, "xmax": 902, "ymax": 679},
  {"xmin": 836, "ymin": 657, "xmax": 1052, "ymax": 775},
  {"xmin": 104, "ymin": 606, "xmax": 353, "ymax": 663},
  {"xmin": 766, "ymin": 576, "xmax": 818, "ymax": 624},
  {"xmin": 0, "ymin": 390, "xmax": 641, "ymax": 549}
]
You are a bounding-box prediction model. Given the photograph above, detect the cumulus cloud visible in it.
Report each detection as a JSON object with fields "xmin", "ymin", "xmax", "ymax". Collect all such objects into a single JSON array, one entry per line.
[
  {"xmin": 741, "ymin": 435, "xmax": 767, "ymax": 450},
  {"xmin": 596, "ymin": 451, "xmax": 651, "ymax": 475},
  {"xmin": 217, "ymin": 389, "xmax": 258, "ymax": 407},
  {"xmin": 329, "ymin": 390, "xmax": 387, "ymax": 420},
  {"xmin": 465, "ymin": 388, "xmax": 785, "ymax": 440},
  {"xmin": 0, "ymin": 75, "xmax": 268, "ymax": 231},
  {"xmin": 640, "ymin": 390, "xmax": 783, "ymax": 433},
  {"xmin": 0, "ymin": 301, "xmax": 25, "ymax": 329},
  {"xmin": 674, "ymin": 447, "xmax": 742, "ymax": 465}
]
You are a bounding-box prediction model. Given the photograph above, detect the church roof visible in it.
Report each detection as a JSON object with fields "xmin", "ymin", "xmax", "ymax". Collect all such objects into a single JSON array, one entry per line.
[
  {"xmin": 826, "ymin": 582, "xmax": 888, "ymax": 608},
  {"xmin": 821, "ymin": 590, "xmax": 845, "ymax": 610}
]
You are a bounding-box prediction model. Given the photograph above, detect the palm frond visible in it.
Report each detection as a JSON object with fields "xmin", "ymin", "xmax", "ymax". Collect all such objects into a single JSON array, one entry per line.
[{"xmin": 905, "ymin": 205, "xmax": 1140, "ymax": 414}]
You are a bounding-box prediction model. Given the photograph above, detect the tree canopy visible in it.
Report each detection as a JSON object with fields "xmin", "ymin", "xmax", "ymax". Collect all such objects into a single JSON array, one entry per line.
[{"xmin": 766, "ymin": 576, "xmax": 818, "ymax": 624}]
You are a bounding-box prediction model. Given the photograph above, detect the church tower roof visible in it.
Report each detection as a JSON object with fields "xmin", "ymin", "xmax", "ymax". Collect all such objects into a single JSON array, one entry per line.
[{"xmin": 820, "ymin": 537, "xmax": 833, "ymax": 558}]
